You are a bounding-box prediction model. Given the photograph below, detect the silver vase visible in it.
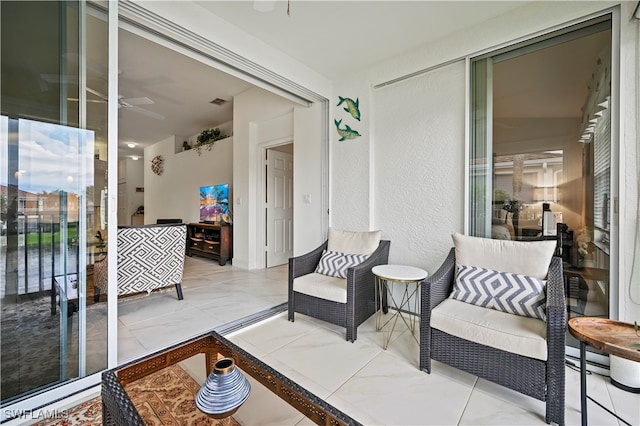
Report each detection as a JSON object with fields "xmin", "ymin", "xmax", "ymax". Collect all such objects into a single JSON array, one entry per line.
[{"xmin": 195, "ymin": 357, "xmax": 251, "ymax": 418}]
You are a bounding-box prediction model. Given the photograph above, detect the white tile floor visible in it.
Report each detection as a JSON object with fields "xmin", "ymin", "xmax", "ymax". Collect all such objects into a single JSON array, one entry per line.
[
  {"xmin": 226, "ymin": 314, "xmax": 639, "ymax": 426},
  {"xmin": 116, "ymin": 256, "xmax": 639, "ymax": 425},
  {"xmin": 117, "ymin": 255, "xmax": 289, "ymax": 363}
]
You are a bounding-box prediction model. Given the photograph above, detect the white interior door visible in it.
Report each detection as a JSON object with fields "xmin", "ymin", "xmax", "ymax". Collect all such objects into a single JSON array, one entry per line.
[{"xmin": 266, "ymin": 149, "xmax": 293, "ymax": 267}]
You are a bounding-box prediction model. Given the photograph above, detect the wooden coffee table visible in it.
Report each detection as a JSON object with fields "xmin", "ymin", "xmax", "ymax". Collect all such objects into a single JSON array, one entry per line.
[
  {"xmin": 102, "ymin": 331, "xmax": 361, "ymax": 425},
  {"xmin": 568, "ymin": 317, "xmax": 640, "ymax": 426}
]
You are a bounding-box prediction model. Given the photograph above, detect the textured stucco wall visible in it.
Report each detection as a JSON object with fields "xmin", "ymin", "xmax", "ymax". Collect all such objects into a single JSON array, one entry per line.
[
  {"xmin": 373, "ymin": 61, "xmax": 466, "ymax": 273},
  {"xmin": 330, "ymin": 1, "xmax": 639, "ymax": 320}
]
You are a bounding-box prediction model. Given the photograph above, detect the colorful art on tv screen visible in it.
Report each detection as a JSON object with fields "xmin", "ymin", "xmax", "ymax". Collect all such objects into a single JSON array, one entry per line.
[{"xmin": 199, "ymin": 184, "xmax": 229, "ymax": 222}]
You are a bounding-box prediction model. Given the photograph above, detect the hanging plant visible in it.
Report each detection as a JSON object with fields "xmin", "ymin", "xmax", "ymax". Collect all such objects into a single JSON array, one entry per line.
[{"xmin": 194, "ymin": 128, "xmax": 227, "ymax": 155}]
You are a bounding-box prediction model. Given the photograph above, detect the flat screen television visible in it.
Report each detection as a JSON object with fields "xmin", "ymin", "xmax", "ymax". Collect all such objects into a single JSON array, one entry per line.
[{"xmin": 199, "ymin": 184, "xmax": 229, "ymax": 223}]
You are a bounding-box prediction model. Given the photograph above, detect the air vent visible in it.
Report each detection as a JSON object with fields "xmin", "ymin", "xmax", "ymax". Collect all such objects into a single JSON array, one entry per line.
[{"xmin": 209, "ymin": 98, "xmax": 228, "ymax": 106}]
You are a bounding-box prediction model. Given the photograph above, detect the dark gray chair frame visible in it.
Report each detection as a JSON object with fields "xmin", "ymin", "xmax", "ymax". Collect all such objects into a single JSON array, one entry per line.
[
  {"xmin": 288, "ymin": 240, "xmax": 391, "ymax": 342},
  {"xmin": 420, "ymin": 248, "xmax": 566, "ymax": 425}
]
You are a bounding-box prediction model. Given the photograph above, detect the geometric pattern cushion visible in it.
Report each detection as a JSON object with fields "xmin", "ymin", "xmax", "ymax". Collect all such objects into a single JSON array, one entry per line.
[
  {"xmin": 117, "ymin": 224, "xmax": 186, "ymax": 295},
  {"xmin": 315, "ymin": 250, "xmax": 369, "ymax": 279},
  {"xmin": 451, "ymin": 265, "xmax": 546, "ymax": 321}
]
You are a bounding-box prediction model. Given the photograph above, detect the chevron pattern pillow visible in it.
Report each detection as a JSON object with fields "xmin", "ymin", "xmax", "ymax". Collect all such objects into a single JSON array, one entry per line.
[
  {"xmin": 315, "ymin": 250, "xmax": 369, "ymax": 279},
  {"xmin": 451, "ymin": 265, "xmax": 547, "ymax": 321}
]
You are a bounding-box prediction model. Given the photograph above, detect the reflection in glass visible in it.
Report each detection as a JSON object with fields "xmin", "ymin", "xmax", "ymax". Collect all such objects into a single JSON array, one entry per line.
[
  {"xmin": 0, "ymin": 118, "xmax": 106, "ymax": 403},
  {"xmin": 1, "ymin": 1, "xmax": 109, "ymax": 407},
  {"xmin": 469, "ymin": 19, "xmax": 611, "ymax": 356}
]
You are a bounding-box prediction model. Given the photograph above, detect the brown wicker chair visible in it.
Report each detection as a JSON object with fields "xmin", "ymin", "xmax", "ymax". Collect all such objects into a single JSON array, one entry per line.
[
  {"xmin": 288, "ymin": 239, "xmax": 391, "ymax": 342},
  {"xmin": 420, "ymin": 247, "xmax": 566, "ymax": 425}
]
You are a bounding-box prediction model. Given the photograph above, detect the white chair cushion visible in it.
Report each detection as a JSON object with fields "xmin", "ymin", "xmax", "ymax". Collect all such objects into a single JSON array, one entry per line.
[
  {"xmin": 431, "ymin": 298, "xmax": 548, "ymax": 361},
  {"xmin": 293, "ymin": 273, "xmax": 347, "ymax": 303},
  {"xmin": 328, "ymin": 228, "xmax": 382, "ymax": 256},
  {"xmin": 452, "ymin": 233, "xmax": 556, "ymax": 280}
]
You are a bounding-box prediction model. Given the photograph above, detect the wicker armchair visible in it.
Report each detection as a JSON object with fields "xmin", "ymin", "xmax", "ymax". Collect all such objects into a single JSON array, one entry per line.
[
  {"xmin": 288, "ymin": 238, "xmax": 391, "ymax": 342},
  {"xmin": 420, "ymin": 244, "xmax": 566, "ymax": 425}
]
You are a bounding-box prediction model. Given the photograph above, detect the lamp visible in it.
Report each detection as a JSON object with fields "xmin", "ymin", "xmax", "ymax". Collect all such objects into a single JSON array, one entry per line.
[
  {"xmin": 534, "ymin": 186, "xmax": 558, "ymax": 237},
  {"xmin": 534, "ymin": 186, "xmax": 557, "ymax": 203},
  {"xmin": 541, "ymin": 202, "xmax": 557, "ymax": 236},
  {"xmin": 196, "ymin": 357, "xmax": 251, "ymax": 419}
]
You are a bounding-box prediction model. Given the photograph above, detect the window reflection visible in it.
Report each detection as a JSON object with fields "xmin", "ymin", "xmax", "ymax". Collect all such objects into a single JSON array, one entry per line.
[
  {"xmin": 491, "ymin": 151, "xmax": 564, "ymax": 241},
  {"xmin": 1, "ymin": 117, "xmax": 106, "ymax": 404}
]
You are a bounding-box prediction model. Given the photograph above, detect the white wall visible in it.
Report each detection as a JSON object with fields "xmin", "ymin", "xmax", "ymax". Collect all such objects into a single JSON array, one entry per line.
[
  {"xmin": 116, "ymin": 158, "xmax": 144, "ymax": 226},
  {"xmin": 373, "ymin": 61, "xmax": 466, "ymax": 273},
  {"xmin": 232, "ymin": 87, "xmax": 296, "ymax": 269},
  {"xmin": 331, "ymin": 1, "xmax": 639, "ymax": 321},
  {"xmin": 293, "ymin": 101, "xmax": 326, "ymax": 255},
  {"xmin": 144, "ymin": 135, "xmax": 233, "ymax": 226}
]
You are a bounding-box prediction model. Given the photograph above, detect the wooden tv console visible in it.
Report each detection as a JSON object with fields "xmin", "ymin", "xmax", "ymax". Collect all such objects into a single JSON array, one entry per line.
[{"xmin": 186, "ymin": 222, "xmax": 232, "ymax": 265}]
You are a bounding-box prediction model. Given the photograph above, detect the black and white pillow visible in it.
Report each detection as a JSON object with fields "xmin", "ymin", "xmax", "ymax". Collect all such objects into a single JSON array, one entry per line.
[
  {"xmin": 451, "ymin": 265, "xmax": 547, "ymax": 321},
  {"xmin": 315, "ymin": 250, "xmax": 369, "ymax": 279}
]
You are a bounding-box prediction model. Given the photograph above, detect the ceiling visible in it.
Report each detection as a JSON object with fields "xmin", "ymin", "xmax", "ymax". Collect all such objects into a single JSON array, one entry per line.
[
  {"xmin": 196, "ymin": 1, "xmax": 530, "ymax": 79},
  {"xmin": 114, "ymin": 1, "xmax": 532, "ymax": 159},
  {"xmin": 114, "ymin": 28, "xmax": 252, "ymax": 160},
  {"xmin": 114, "ymin": 1, "xmax": 607, "ymax": 159}
]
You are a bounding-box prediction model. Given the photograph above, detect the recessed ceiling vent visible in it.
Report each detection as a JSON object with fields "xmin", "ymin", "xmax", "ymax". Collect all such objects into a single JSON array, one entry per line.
[{"xmin": 210, "ymin": 98, "xmax": 228, "ymax": 106}]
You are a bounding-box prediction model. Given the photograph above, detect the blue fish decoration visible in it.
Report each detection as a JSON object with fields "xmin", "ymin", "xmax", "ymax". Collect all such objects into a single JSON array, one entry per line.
[
  {"xmin": 335, "ymin": 119, "xmax": 361, "ymax": 141},
  {"xmin": 337, "ymin": 96, "xmax": 361, "ymax": 121}
]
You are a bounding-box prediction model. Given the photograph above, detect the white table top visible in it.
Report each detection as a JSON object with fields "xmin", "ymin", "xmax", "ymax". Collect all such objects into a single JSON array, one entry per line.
[
  {"xmin": 54, "ymin": 274, "xmax": 79, "ymax": 300},
  {"xmin": 372, "ymin": 264, "xmax": 428, "ymax": 282}
]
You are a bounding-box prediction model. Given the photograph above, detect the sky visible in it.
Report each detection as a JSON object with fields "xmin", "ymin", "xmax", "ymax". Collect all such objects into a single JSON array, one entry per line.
[{"xmin": 1, "ymin": 116, "xmax": 96, "ymax": 195}]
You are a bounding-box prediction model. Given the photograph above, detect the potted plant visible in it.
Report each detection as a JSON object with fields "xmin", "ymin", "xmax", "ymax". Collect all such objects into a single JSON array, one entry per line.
[{"xmin": 194, "ymin": 128, "xmax": 227, "ymax": 155}]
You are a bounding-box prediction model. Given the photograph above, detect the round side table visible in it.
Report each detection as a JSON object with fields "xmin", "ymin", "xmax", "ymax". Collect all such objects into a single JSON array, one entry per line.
[
  {"xmin": 372, "ymin": 264, "xmax": 428, "ymax": 350},
  {"xmin": 568, "ymin": 317, "xmax": 640, "ymax": 426}
]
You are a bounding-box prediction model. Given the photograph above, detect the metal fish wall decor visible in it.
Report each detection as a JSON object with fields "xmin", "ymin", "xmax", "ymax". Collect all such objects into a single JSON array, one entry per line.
[
  {"xmin": 334, "ymin": 119, "xmax": 361, "ymax": 141},
  {"xmin": 337, "ymin": 96, "xmax": 361, "ymax": 121},
  {"xmin": 335, "ymin": 95, "xmax": 362, "ymax": 142}
]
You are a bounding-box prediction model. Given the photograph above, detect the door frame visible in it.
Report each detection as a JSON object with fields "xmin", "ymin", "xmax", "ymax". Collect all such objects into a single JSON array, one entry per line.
[{"xmin": 257, "ymin": 138, "xmax": 294, "ymax": 269}]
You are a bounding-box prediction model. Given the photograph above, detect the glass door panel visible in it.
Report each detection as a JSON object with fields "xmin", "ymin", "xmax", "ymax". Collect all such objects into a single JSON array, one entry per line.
[
  {"xmin": 469, "ymin": 18, "xmax": 612, "ymax": 354},
  {"xmin": 1, "ymin": 0, "xmax": 109, "ymax": 407}
]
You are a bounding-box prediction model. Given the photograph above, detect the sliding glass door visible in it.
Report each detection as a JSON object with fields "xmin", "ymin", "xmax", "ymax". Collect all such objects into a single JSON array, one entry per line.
[
  {"xmin": 1, "ymin": 1, "xmax": 111, "ymax": 412},
  {"xmin": 469, "ymin": 16, "xmax": 613, "ymax": 355}
]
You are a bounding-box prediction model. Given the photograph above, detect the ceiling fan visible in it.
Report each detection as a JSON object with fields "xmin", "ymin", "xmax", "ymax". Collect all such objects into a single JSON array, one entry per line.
[{"xmin": 68, "ymin": 87, "xmax": 165, "ymax": 120}]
